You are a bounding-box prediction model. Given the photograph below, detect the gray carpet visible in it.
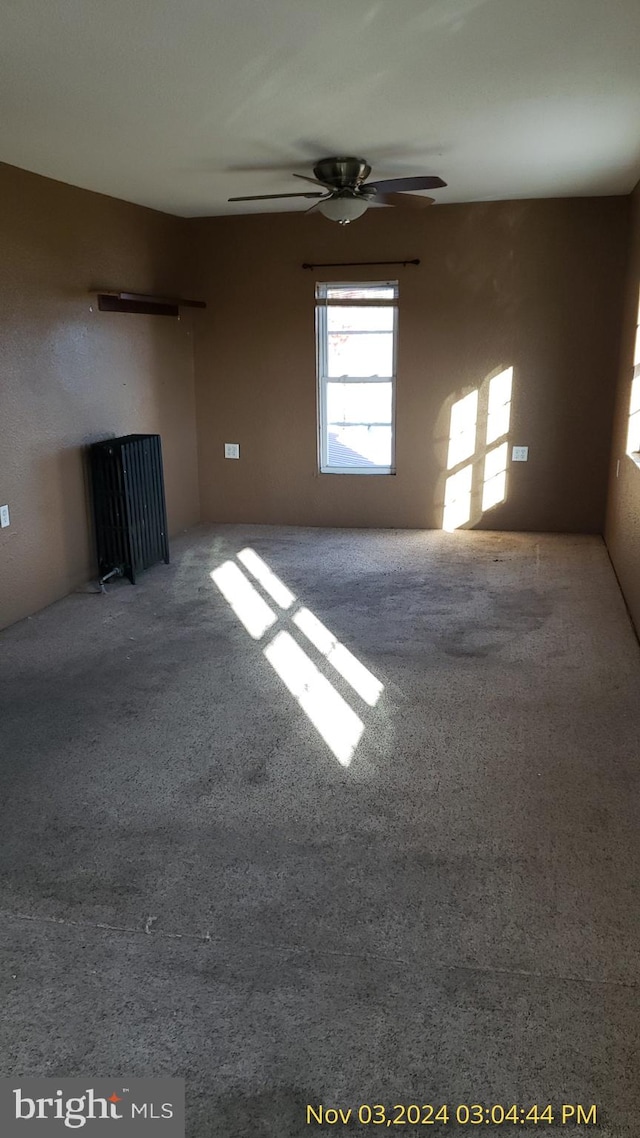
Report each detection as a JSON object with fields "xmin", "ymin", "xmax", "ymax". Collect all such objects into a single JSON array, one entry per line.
[{"xmin": 1, "ymin": 525, "xmax": 639, "ymax": 1136}]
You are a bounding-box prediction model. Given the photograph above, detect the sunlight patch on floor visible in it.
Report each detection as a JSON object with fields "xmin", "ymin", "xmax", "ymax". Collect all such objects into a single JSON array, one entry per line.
[
  {"xmin": 210, "ymin": 550, "xmax": 384, "ymax": 766},
  {"xmin": 237, "ymin": 547, "xmax": 296, "ymax": 609},
  {"xmin": 264, "ymin": 631, "xmax": 364, "ymax": 766},
  {"xmin": 293, "ymin": 607, "xmax": 383, "ymax": 707},
  {"xmin": 210, "ymin": 561, "xmax": 277, "ymax": 640}
]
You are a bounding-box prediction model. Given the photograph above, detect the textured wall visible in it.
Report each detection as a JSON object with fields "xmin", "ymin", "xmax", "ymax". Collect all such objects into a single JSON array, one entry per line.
[
  {"xmin": 190, "ymin": 198, "xmax": 628, "ymax": 532},
  {"xmin": 605, "ymin": 180, "xmax": 640, "ymax": 631},
  {"xmin": 0, "ymin": 167, "xmax": 632, "ymax": 632},
  {"xmin": 0, "ymin": 164, "xmax": 200, "ymax": 630}
]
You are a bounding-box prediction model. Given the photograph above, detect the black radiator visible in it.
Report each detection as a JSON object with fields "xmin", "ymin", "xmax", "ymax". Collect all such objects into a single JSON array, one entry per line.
[{"xmin": 89, "ymin": 434, "xmax": 170, "ymax": 584}]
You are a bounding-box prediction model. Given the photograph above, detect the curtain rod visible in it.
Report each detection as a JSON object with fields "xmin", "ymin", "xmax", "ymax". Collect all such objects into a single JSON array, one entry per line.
[{"xmin": 302, "ymin": 258, "xmax": 420, "ymax": 270}]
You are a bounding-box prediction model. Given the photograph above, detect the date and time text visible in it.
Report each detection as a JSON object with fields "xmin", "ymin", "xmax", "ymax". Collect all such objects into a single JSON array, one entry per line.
[{"xmin": 306, "ymin": 1103, "xmax": 598, "ymax": 1127}]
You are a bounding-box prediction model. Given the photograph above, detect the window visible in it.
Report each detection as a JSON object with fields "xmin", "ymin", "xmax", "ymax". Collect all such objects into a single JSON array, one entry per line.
[
  {"xmin": 316, "ymin": 281, "xmax": 398, "ymax": 474},
  {"xmin": 626, "ymin": 291, "xmax": 640, "ymax": 458}
]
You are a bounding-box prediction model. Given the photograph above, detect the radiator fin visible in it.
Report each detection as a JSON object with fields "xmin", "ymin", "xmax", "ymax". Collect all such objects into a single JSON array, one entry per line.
[{"xmin": 90, "ymin": 434, "xmax": 170, "ymax": 584}]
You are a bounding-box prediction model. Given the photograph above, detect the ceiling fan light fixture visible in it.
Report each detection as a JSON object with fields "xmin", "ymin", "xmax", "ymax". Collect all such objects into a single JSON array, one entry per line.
[{"xmin": 318, "ymin": 194, "xmax": 369, "ymax": 225}]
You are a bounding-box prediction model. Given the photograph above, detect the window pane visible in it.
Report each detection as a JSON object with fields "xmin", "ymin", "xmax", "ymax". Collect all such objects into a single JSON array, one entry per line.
[
  {"xmin": 327, "ymin": 305, "xmax": 394, "ymax": 333},
  {"xmin": 328, "ymin": 332, "xmax": 393, "ymax": 377},
  {"xmin": 626, "ymin": 366, "xmax": 640, "ymax": 453},
  {"xmin": 327, "ymin": 426, "xmax": 392, "ymax": 468},
  {"xmin": 324, "ymin": 285, "xmax": 396, "ymax": 300},
  {"xmin": 630, "ymin": 374, "xmax": 640, "ymax": 416},
  {"xmin": 327, "ymin": 381, "xmax": 392, "ymax": 425},
  {"xmin": 627, "ymin": 410, "xmax": 640, "ymax": 453}
]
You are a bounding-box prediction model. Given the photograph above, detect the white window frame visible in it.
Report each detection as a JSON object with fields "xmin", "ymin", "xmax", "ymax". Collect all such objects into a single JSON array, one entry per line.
[{"xmin": 316, "ymin": 281, "xmax": 398, "ymax": 475}]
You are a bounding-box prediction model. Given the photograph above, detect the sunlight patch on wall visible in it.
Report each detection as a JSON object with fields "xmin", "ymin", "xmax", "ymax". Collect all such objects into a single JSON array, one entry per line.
[
  {"xmin": 441, "ymin": 365, "xmax": 514, "ymax": 530},
  {"xmin": 443, "ymin": 463, "xmax": 473, "ymax": 531},
  {"xmin": 482, "ymin": 441, "xmax": 509, "ymax": 511},
  {"xmin": 486, "ymin": 367, "xmax": 513, "ymax": 446},
  {"xmin": 447, "ymin": 390, "xmax": 478, "ymax": 469}
]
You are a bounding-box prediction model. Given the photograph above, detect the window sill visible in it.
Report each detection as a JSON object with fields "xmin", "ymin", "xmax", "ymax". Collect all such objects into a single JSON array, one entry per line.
[
  {"xmin": 320, "ymin": 468, "xmax": 396, "ymax": 476},
  {"xmin": 629, "ymin": 452, "xmax": 640, "ymax": 470}
]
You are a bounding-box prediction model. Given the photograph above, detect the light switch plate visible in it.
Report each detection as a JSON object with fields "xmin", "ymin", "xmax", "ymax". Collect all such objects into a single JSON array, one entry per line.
[
  {"xmin": 512, "ymin": 446, "xmax": 529, "ymax": 462},
  {"xmin": 224, "ymin": 443, "xmax": 240, "ymax": 459},
  {"xmin": 0, "ymin": 504, "xmax": 10, "ymax": 527}
]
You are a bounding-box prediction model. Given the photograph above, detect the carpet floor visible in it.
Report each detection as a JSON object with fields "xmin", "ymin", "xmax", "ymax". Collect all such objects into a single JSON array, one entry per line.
[{"xmin": 1, "ymin": 525, "xmax": 639, "ymax": 1136}]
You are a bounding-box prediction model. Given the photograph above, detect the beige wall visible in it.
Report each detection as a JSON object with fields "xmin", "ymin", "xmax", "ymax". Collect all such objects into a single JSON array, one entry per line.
[
  {"xmin": 190, "ymin": 198, "xmax": 628, "ymax": 532},
  {"xmin": 605, "ymin": 180, "xmax": 640, "ymax": 631},
  {"xmin": 0, "ymin": 164, "xmax": 632, "ymax": 632},
  {"xmin": 0, "ymin": 163, "xmax": 200, "ymax": 630}
]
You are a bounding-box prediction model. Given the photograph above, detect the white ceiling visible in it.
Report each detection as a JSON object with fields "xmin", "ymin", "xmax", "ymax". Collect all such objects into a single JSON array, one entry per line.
[{"xmin": 1, "ymin": 0, "xmax": 640, "ymax": 218}]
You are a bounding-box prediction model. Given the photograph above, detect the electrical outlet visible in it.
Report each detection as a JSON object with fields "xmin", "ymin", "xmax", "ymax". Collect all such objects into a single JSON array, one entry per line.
[
  {"xmin": 224, "ymin": 443, "xmax": 240, "ymax": 459},
  {"xmin": 0, "ymin": 504, "xmax": 10, "ymax": 527},
  {"xmin": 512, "ymin": 446, "xmax": 529, "ymax": 462}
]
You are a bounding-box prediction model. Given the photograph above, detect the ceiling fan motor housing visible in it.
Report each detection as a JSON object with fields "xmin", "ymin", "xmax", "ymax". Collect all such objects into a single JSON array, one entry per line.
[{"xmin": 313, "ymin": 157, "xmax": 372, "ymax": 189}]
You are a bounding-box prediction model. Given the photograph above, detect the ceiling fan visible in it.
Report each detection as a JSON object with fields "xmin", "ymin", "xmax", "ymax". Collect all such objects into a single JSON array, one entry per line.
[{"xmin": 228, "ymin": 156, "xmax": 446, "ymax": 225}]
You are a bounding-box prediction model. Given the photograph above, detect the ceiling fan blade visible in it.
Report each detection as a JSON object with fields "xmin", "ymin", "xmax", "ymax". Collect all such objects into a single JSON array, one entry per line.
[
  {"xmin": 228, "ymin": 191, "xmax": 325, "ymax": 202},
  {"xmin": 293, "ymin": 173, "xmax": 335, "ymax": 189},
  {"xmin": 226, "ymin": 162, "xmax": 304, "ymax": 172},
  {"xmin": 374, "ymin": 192, "xmax": 435, "ymax": 209},
  {"xmin": 304, "ymin": 197, "xmax": 331, "ymax": 214},
  {"xmin": 366, "ymin": 175, "xmax": 446, "ymax": 193}
]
